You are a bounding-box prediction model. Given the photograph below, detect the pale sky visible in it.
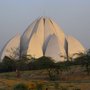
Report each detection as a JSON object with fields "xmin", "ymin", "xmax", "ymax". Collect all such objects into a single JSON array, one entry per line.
[{"xmin": 0, "ymin": 0, "xmax": 90, "ymax": 50}]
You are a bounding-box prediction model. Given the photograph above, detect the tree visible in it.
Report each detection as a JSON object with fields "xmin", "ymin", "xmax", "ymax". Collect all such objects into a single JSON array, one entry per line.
[
  {"xmin": 16, "ymin": 59, "xmax": 29, "ymax": 71},
  {"xmin": 28, "ymin": 56, "xmax": 55, "ymax": 70},
  {"xmin": 74, "ymin": 49, "xmax": 90, "ymax": 75},
  {"xmin": 28, "ymin": 56, "xmax": 61, "ymax": 81},
  {"xmin": 81, "ymin": 49, "xmax": 90, "ymax": 75},
  {"xmin": 1, "ymin": 56, "xmax": 16, "ymax": 72}
]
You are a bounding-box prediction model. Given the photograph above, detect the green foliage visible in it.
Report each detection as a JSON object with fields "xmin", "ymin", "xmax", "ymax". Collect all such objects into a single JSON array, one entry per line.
[
  {"xmin": 74, "ymin": 49, "xmax": 90, "ymax": 75},
  {"xmin": 0, "ymin": 56, "xmax": 16, "ymax": 72},
  {"xmin": 0, "ymin": 49, "xmax": 90, "ymax": 77},
  {"xmin": 13, "ymin": 83, "xmax": 28, "ymax": 90},
  {"xmin": 0, "ymin": 56, "xmax": 30, "ymax": 72},
  {"xmin": 36, "ymin": 83, "xmax": 43, "ymax": 90},
  {"xmin": 48, "ymin": 68, "xmax": 60, "ymax": 81},
  {"xmin": 16, "ymin": 59, "xmax": 29, "ymax": 71},
  {"xmin": 28, "ymin": 56, "xmax": 55, "ymax": 70}
]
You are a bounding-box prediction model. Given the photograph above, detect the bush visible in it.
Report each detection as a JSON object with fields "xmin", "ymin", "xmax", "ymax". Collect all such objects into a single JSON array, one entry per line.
[
  {"xmin": 0, "ymin": 56, "xmax": 16, "ymax": 73},
  {"xmin": 28, "ymin": 56, "xmax": 55, "ymax": 70},
  {"xmin": 13, "ymin": 83, "xmax": 28, "ymax": 90},
  {"xmin": 36, "ymin": 83, "xmax": 43, "ymax": 90},
  {"xmin": 16, "ymin": 59, "xmax": 29, "ymax": 71}
]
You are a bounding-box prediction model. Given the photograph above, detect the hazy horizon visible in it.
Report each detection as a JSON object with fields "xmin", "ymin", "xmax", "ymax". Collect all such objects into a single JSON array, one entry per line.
[{"xmin": 0, "ymin": 0, "xmax": 90, "ymax": 51}]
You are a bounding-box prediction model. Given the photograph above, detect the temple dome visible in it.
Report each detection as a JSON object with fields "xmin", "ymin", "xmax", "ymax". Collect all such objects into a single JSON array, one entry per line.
[
  {"xmin": 20, "ymin": 17, "xmax": 66, "ymax": 62},
  {"xmin": 0, "ymin": 17, "xmax": 85, "ymax": 62},
  {"xmin": 0, "ymin": 34, "xmax": 20, "ymax": 61},
  {"xmin": 66, "ymin": 35, "xmax": 85, "ymax": 58}
]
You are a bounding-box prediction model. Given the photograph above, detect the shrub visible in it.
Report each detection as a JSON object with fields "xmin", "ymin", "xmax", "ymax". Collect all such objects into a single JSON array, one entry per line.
[
  {"xmin": 36, "ymin": 83, "xmax": 43, "ymax": 90},
  {"xmin": 0, "ymin": 56, "xmax": 16, "ymax": 72},
  {"xmin": 13, "ymin": 83, "xmax": 28, "ymax": 90},
  {"xmin": 28, "ymin": 56, "xmax": 55, "ymax": 70},
  {"xmin": 16, "ymin": 60, "xmax": 28, "ymax": 71}
]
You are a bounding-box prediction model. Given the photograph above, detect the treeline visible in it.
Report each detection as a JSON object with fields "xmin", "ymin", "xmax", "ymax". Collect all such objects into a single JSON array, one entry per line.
[
  {"xmin": 0, "ymin": 56, "xmax": 76, "ymax": 72},
  {"xmin": 0, "ymin": 53, "xmax": 90, "ymax": 73},
  {"xmin": 0, "ymin": 49, "xmax": 90, "ymax": 80}
]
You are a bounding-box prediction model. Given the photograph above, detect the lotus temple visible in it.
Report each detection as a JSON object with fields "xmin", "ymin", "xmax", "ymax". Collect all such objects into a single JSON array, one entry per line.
[{"xmin": 0, "ymin": 17, "xmax": 85, "ymax": 62}]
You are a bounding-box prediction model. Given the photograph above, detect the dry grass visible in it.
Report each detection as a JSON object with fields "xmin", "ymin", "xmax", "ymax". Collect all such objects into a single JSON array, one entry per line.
[
  {"xmin": 0, "ymin": 78, "xmax": 90, "ymax": 90},
  {"xmin": 0, "ymin": 66, "xmax": 90, "ymax": 90}
]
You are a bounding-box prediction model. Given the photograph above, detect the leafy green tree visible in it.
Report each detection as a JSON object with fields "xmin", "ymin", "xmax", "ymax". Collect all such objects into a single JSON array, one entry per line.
[
  {"xmin": 37, "ymin": 56, "xmax": 55, "ymax": 69},
  {"xmin": 81, "ymin": 49, "xmax": 90, "ymax": 75},
  {"xmin": 1, "ymin": 56, "xmax": 16, "ymax": 72},
  {"xmin": 16, "ymin": 59, "xmax": 29, "ymax": 71},
  {"xmin": 28, "ymin": 56, "xmax": 54, "ymax": 70},
  {"xmin": 74, "ymin": 49, "xmax": 90, "ymax": 75}
]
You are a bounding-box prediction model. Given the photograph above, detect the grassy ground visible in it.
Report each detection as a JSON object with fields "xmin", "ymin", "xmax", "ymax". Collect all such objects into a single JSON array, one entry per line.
[
  {"xmin": 0, "ymin": 68, "xmax": 90, "ymax": 90},
  {"xmin": 0, "ymin": 78, "xmax": 90, "ymax": 90}
]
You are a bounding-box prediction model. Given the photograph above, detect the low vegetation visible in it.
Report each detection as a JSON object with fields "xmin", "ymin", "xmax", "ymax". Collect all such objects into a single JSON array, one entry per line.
[
  {"xmin": 0, "ymin": 49, "xmax": 90, "ymax": 89},
  {"xmin": 0, "ymin": 78, "xmax": 90, "ymax": 90},
  {"xmin": 13, "ymin": 83, "xmax": 28, "ymax": 90}
]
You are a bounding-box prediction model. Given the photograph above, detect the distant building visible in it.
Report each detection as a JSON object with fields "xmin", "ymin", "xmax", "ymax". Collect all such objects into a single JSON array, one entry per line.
[{"xmin": 0, "ymin": 17, "xmax": 85, "ymax": 62}]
